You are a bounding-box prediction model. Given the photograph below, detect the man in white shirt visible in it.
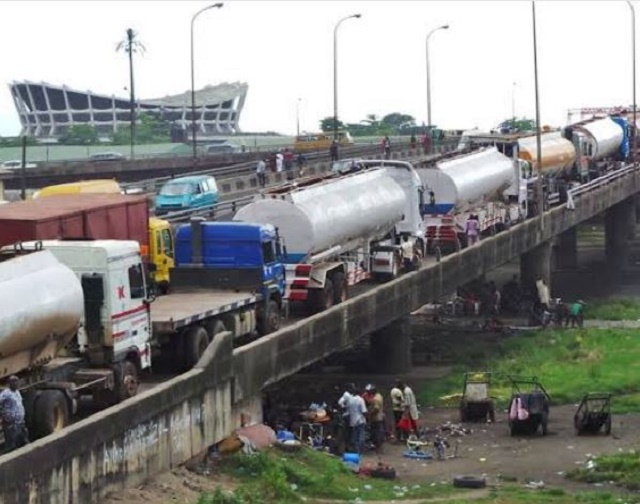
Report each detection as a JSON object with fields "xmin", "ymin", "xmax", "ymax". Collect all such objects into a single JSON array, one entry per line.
[
  {"xmin": 390, "ymin": 380, "xmax": 405, "ymax": 440},
  {"xmin": 346, "ymin": 390, "xmax": 367, "ymax": 455},
  {"xmin": 256, "ymin": 158, "xmax": 267, "ymax": 188}
]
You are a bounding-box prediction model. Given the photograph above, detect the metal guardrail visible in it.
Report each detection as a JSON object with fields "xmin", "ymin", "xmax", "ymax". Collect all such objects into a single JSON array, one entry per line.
[
  {"xmin": 120, "ymin": 143, "xmax": 396, "ymax": 194},
  {"xmin": 569, "ymin": 163, "xmax": 638, "ymax": 199}
]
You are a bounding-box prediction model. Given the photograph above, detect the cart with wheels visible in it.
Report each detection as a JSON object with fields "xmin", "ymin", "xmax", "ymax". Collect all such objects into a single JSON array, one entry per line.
[
  {"xmin": 459, "ymin": 372, "xmax": 496, "ymax": 423},
  {"xmin": 507, "ymin": 376, "xmax": 551, "ymax": 436},
  {"xmin": 574, "ymin": 393, "xmax": 612, "ymax": 435}
]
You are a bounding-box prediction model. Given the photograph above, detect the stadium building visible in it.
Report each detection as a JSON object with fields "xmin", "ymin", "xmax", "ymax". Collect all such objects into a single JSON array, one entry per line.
[{"xmin": 9, "ymin": 80, "xmax": 248, "ymax": 139}]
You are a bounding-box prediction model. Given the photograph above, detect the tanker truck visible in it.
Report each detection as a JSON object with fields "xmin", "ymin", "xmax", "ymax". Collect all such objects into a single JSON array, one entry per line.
[
  {"xmin": 233, "ymin": 168, "xmax": 413, "ymax": 313},
  {"xmin": 1, "ymin": 223, "xmax": 285, "ymax": 439},
  {"xmin": 0, "ymin": 241, "xmax": 153, "ymax": 440},
  {"xmin": 415, "ymin": 147, "xmax": 528, "ymax": 253},
  {"xmin": 563, "ymin": 116, "xmax": 629, "ymax": 179}
]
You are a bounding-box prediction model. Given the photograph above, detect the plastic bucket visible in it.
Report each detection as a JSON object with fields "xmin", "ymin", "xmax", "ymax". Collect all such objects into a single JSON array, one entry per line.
[
  {"xmin": 342, "ymin": 452, "xmax": 361, "ymax": 464},
  {"xmin": 277, "ymin": 430, "xmax": 295, "ymax": 441}
]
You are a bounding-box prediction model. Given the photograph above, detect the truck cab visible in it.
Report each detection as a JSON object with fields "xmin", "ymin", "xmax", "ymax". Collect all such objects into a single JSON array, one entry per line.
[
  {"xmin": 11, "ymin": 240, "xmax": 153, "ymax": 375},
  {"xmin": 147, "ymin": 217, "xmax": 175, "ymax": 293},
  {"xmin": 175, "ymin": 220, "xmax": 285, "ymax": 302}
]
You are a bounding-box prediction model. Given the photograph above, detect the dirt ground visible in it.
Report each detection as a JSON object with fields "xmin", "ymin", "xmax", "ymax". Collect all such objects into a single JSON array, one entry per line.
[{"xmin": 104, "ymin": 398, "xmax": 640, "ymax": 504}]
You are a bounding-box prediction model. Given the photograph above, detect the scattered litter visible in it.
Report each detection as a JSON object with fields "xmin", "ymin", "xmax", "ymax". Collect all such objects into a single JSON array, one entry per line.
[
  {"xmin": 524, "ymin": 480, "xmax": 545, "ymax": 489},
  {"xmin": 363, "ymin": 484, "xmax": 372, "ymax": 491},
  {"xmin": 290, "ymin": 483, "xmax": 298, "ymax": 491},
  {"xmin": 479, "ymin": 457, "xmax": 487, "ymax": 462}
]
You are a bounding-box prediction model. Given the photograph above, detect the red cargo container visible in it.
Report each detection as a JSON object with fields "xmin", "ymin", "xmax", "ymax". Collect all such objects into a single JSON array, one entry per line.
[{"xmin": 0, "ymin": 194, "xmax": 149, "ymax": 248}]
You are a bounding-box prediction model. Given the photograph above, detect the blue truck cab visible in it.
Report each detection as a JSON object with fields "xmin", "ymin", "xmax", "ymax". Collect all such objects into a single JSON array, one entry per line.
[
  {"xmin": 173, "ymin": 220, "xmax": 285, "ymax": 334},
  {"xmin": 155, "ymin": 175, "xmax": 219, "ymax": 215}
]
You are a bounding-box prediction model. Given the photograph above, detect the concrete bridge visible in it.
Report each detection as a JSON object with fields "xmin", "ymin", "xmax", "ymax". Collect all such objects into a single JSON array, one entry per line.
[{"xmin": 0, "ymin": 163, "xmax": 638, "ymax": 503}]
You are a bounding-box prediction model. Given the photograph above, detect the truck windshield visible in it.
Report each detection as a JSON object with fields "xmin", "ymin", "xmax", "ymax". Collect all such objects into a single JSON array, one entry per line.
[
  {"xmin": 262, "ymin": 241, "xmax": 275, "ymax": 263},
  {"xmin": 160, "ymin": 183, "xmax": 195, "ymax": 196}
]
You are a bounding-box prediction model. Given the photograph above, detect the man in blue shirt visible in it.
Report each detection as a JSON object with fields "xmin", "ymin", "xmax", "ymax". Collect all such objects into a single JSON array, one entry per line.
[{"xmin": 0, "ymin": 376, "xmax": 29, "ymax": 452}]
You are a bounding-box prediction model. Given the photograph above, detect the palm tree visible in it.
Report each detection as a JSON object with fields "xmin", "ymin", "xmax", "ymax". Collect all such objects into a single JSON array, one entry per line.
[{"xmin": 116, "ymin": 29, "xmax": 145, "ymax": 159}]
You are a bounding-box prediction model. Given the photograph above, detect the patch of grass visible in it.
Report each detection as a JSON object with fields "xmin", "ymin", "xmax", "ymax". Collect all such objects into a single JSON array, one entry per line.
[
  {"xmin": 419, "ymin": 328, "xmax": 640, "ymax": 414},
  {"xmin": 567, "ymin": 451, "xmax": 640, "ymax": 491},
  {"xmin": 199, "ymin": 447, "xmax": 458, "ymax": 502},
  {"xmin": 584, "ymin": 298, "xmax": 640, "ymax": 321}
]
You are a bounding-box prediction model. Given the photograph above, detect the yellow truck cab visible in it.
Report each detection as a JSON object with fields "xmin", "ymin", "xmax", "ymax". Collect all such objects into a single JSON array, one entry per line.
[{"xmin": 33, "ymin": 180, "xmax": 175, "ymax": 291}]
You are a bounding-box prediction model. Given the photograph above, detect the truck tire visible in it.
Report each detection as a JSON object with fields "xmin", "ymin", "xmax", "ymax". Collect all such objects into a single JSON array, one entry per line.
[
  {"xmin": 257, "ymin": 300, "xmax": 280, "ymax": 336},
  {"xmin": 332, "ymin": 272, "xmax": 348, "ymax": 305},
  {"xmin": 113, "ymin": 360, "xmax": 139, "ymax": 403},
  {"xmin": 32, "ymin": 390, "xmax": 70, "ymax": 438},
  {"xmin": 309, "ymin": 279, "xmax": 334, "ymax": 314},
  {"xmin": 184, "ymin": 326, "xmax": 210, "ymax": 369}
]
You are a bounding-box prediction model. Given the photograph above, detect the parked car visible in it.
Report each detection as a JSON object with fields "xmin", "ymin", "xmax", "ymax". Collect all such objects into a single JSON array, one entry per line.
[
  {"xmin": 154, "ymin": 175, "xmax": 219, "ymax": 215},
  {"xmin": 89, "ymin": 152, "xmax": 126, "ymax": 162},
  {"xmin": 1, "ymin": 160, "xmax": 37, "ymax": 170},
  {"xmin": 205, "ymin": 142, "xmax": 242, "ymax": 155}
]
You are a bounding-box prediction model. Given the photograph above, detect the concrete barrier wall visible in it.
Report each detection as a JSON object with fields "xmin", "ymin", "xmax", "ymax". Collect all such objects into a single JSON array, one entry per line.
[{"xmin": 0, "ymin": 332, "xmax": 235, "ymax": 504}]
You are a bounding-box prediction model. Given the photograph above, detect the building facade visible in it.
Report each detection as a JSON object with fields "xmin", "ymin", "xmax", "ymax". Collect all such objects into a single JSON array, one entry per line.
[{"xmin": 9, "ymin": 80, "xmax": 248, "ymax": 139}]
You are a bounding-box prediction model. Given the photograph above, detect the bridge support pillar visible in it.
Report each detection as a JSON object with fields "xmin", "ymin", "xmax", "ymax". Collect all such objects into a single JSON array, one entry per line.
[
  {"xmin": 605, "ymin": 197, "xmax": 635, "ymax": 265},
  {"xmin": 520, "ymin": 240, "xmax": 551, "ymax": 295},
  {"xmin": 369, "ymin": 318, "xmax": 411, "ymax": 374},
  {"xmin": 553, "ymin": 227, "xmax": 578, "ymax": 270}
]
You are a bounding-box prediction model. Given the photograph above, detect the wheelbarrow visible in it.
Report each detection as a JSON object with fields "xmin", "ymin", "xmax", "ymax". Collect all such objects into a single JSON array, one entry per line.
[{"xmin": 574, "ymin": 393, "xmax": 612, "ymax": 435}]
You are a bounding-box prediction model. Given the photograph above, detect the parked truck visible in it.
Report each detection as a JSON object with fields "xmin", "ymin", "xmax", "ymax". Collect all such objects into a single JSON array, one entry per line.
[
  {"xmin": 1, "ymin": 222, "xmax": 285, "ymax": 439},
  {"xmin": 0, "ymin": 240, "xmax": 153, "ymax": 440},
  {"xmin": 234, "ymin": 166, "xmax": 424, "ymax": 313},
  {"xmin": 0, "ymin": 193, "xmax": 175, "ymax": 293}
]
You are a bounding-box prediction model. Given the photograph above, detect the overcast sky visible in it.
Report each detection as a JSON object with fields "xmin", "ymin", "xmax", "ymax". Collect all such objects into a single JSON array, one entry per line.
[{"xmin": 0, "ymin": 0, "xmax": 636, "ymax": 136}]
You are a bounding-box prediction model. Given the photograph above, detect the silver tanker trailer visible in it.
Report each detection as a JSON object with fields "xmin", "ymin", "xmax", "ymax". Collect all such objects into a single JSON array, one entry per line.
[{"xmin": 234, "ymin": 168, "xmax": 412, "ymax": 312}]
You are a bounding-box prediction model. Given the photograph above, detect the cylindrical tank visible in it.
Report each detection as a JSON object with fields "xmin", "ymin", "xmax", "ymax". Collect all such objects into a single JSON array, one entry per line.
[
  {"xmin": 234, "ymin": 169, "xmax": 406, "ymax": 260},
  {"xmin": 574, "ymin": 117, "xmax": 624, "ymax": 161},
  {"xmin": 417, "ymin": 147, "xmax": 515, "ymax": 213},
  {"xmin": 0, "ymin": 250, "xmax": 83, "ymax": 377},
  {"xmin": 518, "ymin": 132, "xmax": 576, "ymax": 175}
]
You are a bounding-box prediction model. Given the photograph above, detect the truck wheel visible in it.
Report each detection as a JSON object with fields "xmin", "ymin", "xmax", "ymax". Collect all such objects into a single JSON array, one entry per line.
[
  {"xmin": 114, "ymin": 360, "xmax": 139, "ymax": 403},
  {"xmin": 32, "ymin": 390, "xmax": 70, "ymax": 438},
  {"xmin": 184, "ymin": 326, "xmax": 210, "ymax": 369},
  {"xmin": 332, "ymin": 272, "xmax": 348, "ymax": 304},
  {"xmin": 308, "ymin": 279, "xmax": 334, "ymax": 314},
  {"xmin": 258, "ymin": 300, "xmax": 280, "ymax": 335}
]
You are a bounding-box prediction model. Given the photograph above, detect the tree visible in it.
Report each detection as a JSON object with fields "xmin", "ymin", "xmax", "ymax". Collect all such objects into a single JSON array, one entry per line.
[
  {"xmin": 382, "ymin": 113, "xmax": 416, "ymax": 130},
  {"xmin": 59, "ymin": 125, "xmax": 99, "ymax": 145},
  {"xmin": 320, "ymin": 116, "xmax": 344, "ymax": 132},
  {"xmin": 111, "ymin": 113, "xmax": 170, "ymax": 145},
  {"xmin": 497, "ymin": 117, "xmax": 536, "ymax": 134},
  {"xmin": 116, "ymin": 28, "xmax": 145, "ymax": 158}
]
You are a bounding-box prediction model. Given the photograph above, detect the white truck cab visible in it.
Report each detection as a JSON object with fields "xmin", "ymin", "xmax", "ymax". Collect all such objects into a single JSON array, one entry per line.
[{"xmin": 11, "ymin": 240, "xmax": 152, "ymax": 371}]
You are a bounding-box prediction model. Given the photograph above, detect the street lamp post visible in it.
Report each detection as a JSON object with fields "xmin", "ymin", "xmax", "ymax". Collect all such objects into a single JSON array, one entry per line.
[
  {"xmin": 627, "ymin": 0, "xmax": 637, "ymax": 167},
  {"xmin": 333, "ymin": 14, "xmax": 361, "ymax": 140},
  {"xmin": 191, "ymin": 3, "xmax": 223, "ymax": 160},
  {"xmin": 296, "ymin": 98, "xmax": 302, "ymax": 137},
  {"xmin": 512, "ymin": 82, "xmax": 517, "ymax": 126},
  {"xmin": 532, "ymin": 1, "xmax": 544, "ymax": 228},
  {"xmin": 425, "ymin": 24, "xmax": 449, "ymax": 130}
]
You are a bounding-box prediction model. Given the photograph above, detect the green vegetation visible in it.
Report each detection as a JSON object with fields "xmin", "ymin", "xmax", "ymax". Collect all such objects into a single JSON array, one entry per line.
[
  {"xmin": 420, "ymin": 328, "xmax": 640, "ymax": 414},
  {"xmin": 320, "ymin": 112, "xmax": 421, "ymax": 136},
  {"xmin": 568, "ymin": 451, "xmax": 640, "ymax": 491},
  {"xmin": 584, "ymin": 298, "xmax": 640, "ymax": 321},
  {"xmin": 442, "ymin": 485, "xmax": 640, "ymax": 503},
  {"xmin": 197, "ymin": 448, "xmax": 457, "ymax": 503}
]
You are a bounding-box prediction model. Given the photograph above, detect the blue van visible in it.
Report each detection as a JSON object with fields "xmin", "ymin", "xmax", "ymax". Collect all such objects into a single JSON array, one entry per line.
[{"xmin": 154, "ymin": 175, "xmax": 219, "ymax": 215}]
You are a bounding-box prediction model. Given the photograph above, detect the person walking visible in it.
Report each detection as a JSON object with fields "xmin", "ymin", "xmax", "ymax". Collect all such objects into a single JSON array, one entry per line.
[
  {"xmin": 422, "ymin": 133, "xmax": 432, "ymax": 155},
  {"xmin": 364, "ymin": 384, "xmax": 385, "ymax": 452},
  {"xmin": 296, "ymin": 152, "xmax": 307, "ymax": 176},
  {"xmin": 0, "ymin": 376, "xmax": 28, "ymax": 453},
  {"xmin": 283, "ymin": 148, "xmax": 295, "ymax": 181},
  {"xmin": 330, "ymin": 140, "xmax": 339, "ymax": 162},
  {"xmin": 256, "ymin": 158, "xmax": 267, "ymax": 188},
  {"xmin": 410, "ymin": 133, "xmax": 417, "ymax": 150},
  {"xmin": 338, "ymin": 383, "xmax": 356, "ymax": 450},
  {"xmin": 275, "ymin": 151, "xmax": 284, "ymax": 173},
  {"xmin": 569, "ymin": 300, "xmax": 586, "ymax": 328},
  {"xmin": 383, "ymin": 135, "xmax": 391, "ymax": 159},
  {"xmin": 390, "ymin": 381, "xmax": 405, "ymax": 441},
  {"xmin": 402, "ymin": 381, "xmax": 419, "ymax": 434},
  {"xmin": 465, "ymin": 214, "xmax": 480, "ymax": 246}
]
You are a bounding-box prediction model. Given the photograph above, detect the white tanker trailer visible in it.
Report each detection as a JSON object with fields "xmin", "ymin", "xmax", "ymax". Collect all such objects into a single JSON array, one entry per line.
[
  {"xmin": 416, "ymin": 147, "xmax": 528, "ymax": 253},
  {"xmin": 234, "ymin": 169, "xmax": 410, "ymax": 312},
  {"xmin": 564, "ymin": 116, "xmax": 627, "ymax": 176}
]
